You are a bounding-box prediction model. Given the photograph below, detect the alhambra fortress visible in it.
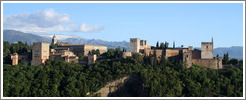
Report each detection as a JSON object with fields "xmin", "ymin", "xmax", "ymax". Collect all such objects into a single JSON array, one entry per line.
[{"xmin": 10, "ymin": 35, "xmax": 223, "ymax": 69}]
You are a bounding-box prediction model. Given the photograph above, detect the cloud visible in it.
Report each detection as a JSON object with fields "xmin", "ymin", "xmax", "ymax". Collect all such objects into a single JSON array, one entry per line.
[
  {"xmin": 28, "ymin": 9, "xmax": 71, "ymax": 28},
  {"xmin": 3, "ymin": 9, "xmax": 106, "ymax": 33},
  {"xmin": 76, "ymin": 23, "xmax": 106, "ymax": 33}
]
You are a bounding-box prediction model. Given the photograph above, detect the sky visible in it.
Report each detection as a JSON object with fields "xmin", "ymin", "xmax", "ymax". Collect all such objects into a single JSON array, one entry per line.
[{"xmin": 3, "ymin": 3, "xmax": 244, "ymax": 48}]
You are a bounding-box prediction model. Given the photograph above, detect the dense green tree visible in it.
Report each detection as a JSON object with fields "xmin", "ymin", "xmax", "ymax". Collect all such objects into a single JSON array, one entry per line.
[
  {"xmin": 160, "ymin": 42, "xmax": 165, "ymax": 49},
  {"xmin": 238, "ymin": 60, "xmax": 243, "ymax": 68},
  {"xmin": 160, "ymin": 48, "xmax": 166, "ymax": 65},
  {"xmin": 115, "ymin": 47, "xmax": 121, "ymax": 58},
  {"xmin": 50, "ymin": 44, "xmax": 57, "ymax": 49},
  {"xmin": 156, "ymin": 41, "xmax": 159, "ymax": 49},
  {"xmin": 91, "ymin": 49, "xmax": 100, "ymax": 56},
  {"xmin": 153, "ymin": 49, "xmax": 157, "ymax": 67},
  {"xmin": 223, "ymin": 52, "xmax": 229, "ymax": 65},
  {"xmin": 165, "ymin": 42, "xmax": 169, "ymax": 49},
  {"xmin": 95, "ymin": 49, "xmax": 100, "ymax": 55},
  {"xmin": 106, "ymin": 49, "xmax": 115, "ymax": 58},
  {"xmin": 3, "ymin": 41, "xmax": 31, "ymax": 64},
  {"xmin": 132, "ymin": 53, "xmax": 143, "ymax": 63},
  {"xmin": 229, "ymin": 58, "xmax": 239, "ymax": 66},
  {"xmin": 3, "ymin": 41, "xmax": 243, "ymax": 97},
  {"xmin": 78, "ymin": 53, "xmax": 84, "ymax": 61}
]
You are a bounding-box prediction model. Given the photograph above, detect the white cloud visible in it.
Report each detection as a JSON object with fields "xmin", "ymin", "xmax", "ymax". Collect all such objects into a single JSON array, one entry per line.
[
  {"xmin": 76, "ymin": 23, "xmax": 106, "ymax": 33},
  {"xmin": 3, "ymin": 9, "xmax": 106, "ymax": 33}
]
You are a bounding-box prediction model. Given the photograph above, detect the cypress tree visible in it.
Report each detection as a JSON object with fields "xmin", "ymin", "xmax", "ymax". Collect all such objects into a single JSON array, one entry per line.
[
  {"xmin": 156, "ymin": 41, "xmax": 159, "ymax": 49},
  {"xmin": 160, "ymin": 48, "xmax": 166, "ymax": 66},
  {"xmin": 153, "ymin": 49, "xmax": 157, "ymax": 67}
]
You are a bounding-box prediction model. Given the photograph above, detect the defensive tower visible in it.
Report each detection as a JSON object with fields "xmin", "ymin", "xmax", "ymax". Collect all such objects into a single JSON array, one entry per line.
[
  {"xmin": 130, "ymin": 38, "xmax": 140, "ymax": 53},
  {"xmin": 201, "ymin": 37, "xmax": 213, "ymax": 59},
  {"xmin": 31, "ymin": 42, "xmax": 50, "ymax": 65}
]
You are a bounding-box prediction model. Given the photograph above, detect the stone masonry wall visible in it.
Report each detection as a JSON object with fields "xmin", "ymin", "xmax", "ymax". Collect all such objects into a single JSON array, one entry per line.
[
  {"xmin": 183, "ymin": 51, "xmax": 192, "ymax": 68},
  {"xmin": 165, "ymin": 49, "xmax": 180, "ymax": 58},
  {"xmin": 146, "ymin": 50, "xmax": 163, "ymax": 58},
  {"xmin": 84, "ymin": 44, "xmax": 107, "ymax": 56},
  {"xmin": 192, "ymin": 50, "xmax": 201, "ymax": 59},
  {"xmin": 192, "ymin": 58, "xmax": 222, "ymax": 69}
]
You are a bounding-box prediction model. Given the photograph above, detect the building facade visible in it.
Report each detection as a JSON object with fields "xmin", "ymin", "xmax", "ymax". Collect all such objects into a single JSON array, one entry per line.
[
  {"xmin": 31, "ymin": 42, "xmax": 50, "ymax": 66},
  {"xmin": 50, "ymin": 49, "xmax": 79, "ymax": 63},
  {"xmin": 56, "ymin": 44, "xmax": 107, "ymax": 56}
]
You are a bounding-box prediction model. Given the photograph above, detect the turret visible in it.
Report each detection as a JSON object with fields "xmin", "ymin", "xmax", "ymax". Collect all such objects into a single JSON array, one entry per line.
[{"xmin": 52, "ymin": 34, "xmax": 57, "ymax": 45}]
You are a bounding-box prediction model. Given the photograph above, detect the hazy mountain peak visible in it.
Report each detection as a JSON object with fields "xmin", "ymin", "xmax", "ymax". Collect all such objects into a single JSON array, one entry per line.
[{"xmin": 40, "ymin": 34, "xmax": 80, "ymax": 40}]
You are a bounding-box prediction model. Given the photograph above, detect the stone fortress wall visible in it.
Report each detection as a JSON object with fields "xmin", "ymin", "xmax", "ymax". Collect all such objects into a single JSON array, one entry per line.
[
  {"xmin": 192, "ymin": 57, "xmax": 223, "ymax": 69},
  {"xmin": 10, "ymin": 34, "xmax": 223, "ymax": 69},
  {"xmin": 130, "ymin": 37, "xmax": 223, "ymax": 69}
]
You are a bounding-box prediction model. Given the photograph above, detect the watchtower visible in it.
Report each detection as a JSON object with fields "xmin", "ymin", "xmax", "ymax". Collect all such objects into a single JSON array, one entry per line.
[
  {"xmin": 201, "ymin": 37, "xmax": 213, "ymax": 59},
  {"xmin": 130, "ymin": 38, "xmax": 140, "ymax": 53},
  {"xmin": 11, "ymin": 53, "xmax": 18, "ymax": 65},
  {"xmin": 31, "ymin": 42, "xmax": 50, "ymax": 65}
]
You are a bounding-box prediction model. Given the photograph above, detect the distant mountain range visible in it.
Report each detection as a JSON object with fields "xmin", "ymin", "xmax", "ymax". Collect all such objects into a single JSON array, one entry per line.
[
  {"xmin": 3, "ymin": 29, "xmax": 243, "ymax": 59},
  {"xmin": 213, "ymin": 46, "xmax": 243, "ymax": 60},
  {"xmin": 3, "ymin": 30, "xmax": 130, "ymax": 50},
  {"xmin": 3, "ymin": 30, "xmax": 51, "ymax": 44}
]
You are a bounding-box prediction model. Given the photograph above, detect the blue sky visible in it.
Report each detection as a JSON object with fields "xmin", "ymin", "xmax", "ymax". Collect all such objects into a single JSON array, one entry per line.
[{"xmin": 3, "ymin": 3, "xmax": 244, "ymax": 48}]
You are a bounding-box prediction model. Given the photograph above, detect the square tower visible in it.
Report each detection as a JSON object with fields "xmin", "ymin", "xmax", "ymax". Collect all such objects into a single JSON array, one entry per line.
[
  {"xmin": 140, "ymin": 40, "xmax": 147, "ymax": 49},
  {"xmin": 201, "ymin": 42, "xmax": 213, "ymax": 59},
  {"xmin": 31, "ymin": 42, "xmax": 50, "ymax": 65},
  {"xmin": 11, "ymin": 53, "xmax": 18, "ymax": 65},
  {"xmin": 130, "ymin": 38, "xmax": 140, "ymax": 53}
]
